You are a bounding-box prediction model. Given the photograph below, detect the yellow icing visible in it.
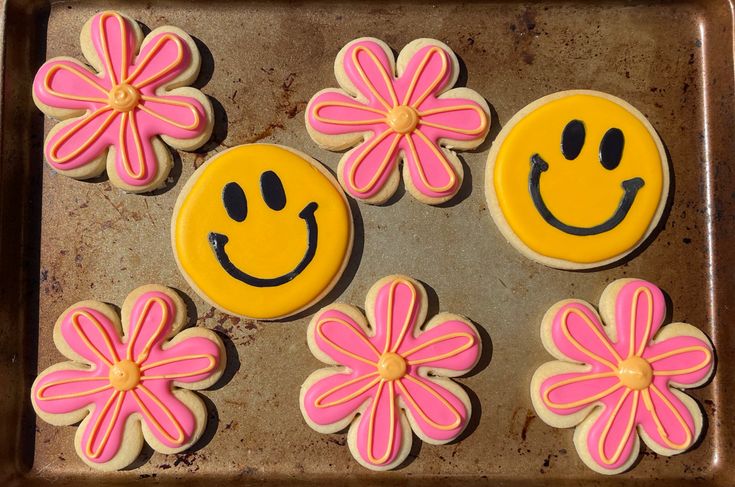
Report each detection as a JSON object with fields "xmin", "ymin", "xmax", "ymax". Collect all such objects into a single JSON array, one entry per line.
[
  {"xmin": 493, "ymin": 93, "xmax": 665, "ymax": 264},
  {"xmin": 173, "ymin": 145, "xmax": 351, "ymax": 319}
]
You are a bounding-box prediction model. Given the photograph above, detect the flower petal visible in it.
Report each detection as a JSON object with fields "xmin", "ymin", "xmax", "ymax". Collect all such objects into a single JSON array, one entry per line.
[
  {"xmin": 140, "ymin": 336, "xmax": 221, "ymax": 384},
  {"xmin": 34, "ymin": 59, "xmax": 109, "ymax": 111},
  {"xmin": 547, "ymin": 301, "xmax": 622, "ymax": 371},
  {"xmin": 398, "ymin": 318, "xmax": 479, "ymax": 373},
  {"xmin": 417, "ymin": 97, "xmax": 489, "ymax": 142},
  {"xmin": 402, "ymin": 130, "xmax": 459, "ymax": 198},
  {"xmin": 397, "ymin": 374, "xmax": 467, "ymax": 443},
  {"xmin": 638, "ymin": 384, "xmax": 697, "ymax": 453},
  {"xmin": 340, "ymin": 130, "xmax": 401, "ymax": 199},
  {"xmin": 137, "ymin": 94, "xmax": 207, "ymax": 138},
  {"xmin": 311, "ymin": 308, "xmax": 381, "ymax": 370},
  {"xmin": 370, "ymin": 278, "xmax": 421, "ymax": 354},
  {"xmin": 398, "ymin": 45, "xmax": 453, "ymax": 107},
  {"xmin": 112, "ymin": 110, "xmax": 159, "ymax": 186},
  {"xmin": 308, "ymin": 90, "xmax": 387, "ymax": 136},
  {"xmin": 78, "ymin": 389, "xmax": 130, "ymax": 463},
  {"xmin": 127, "ymin": 31, "xmax": 190, "ymax": 90},
  {"xmin": 645, "ymin": 331, "xmax": 714, "ymax": 387},
  {"xmin": 301, "ymin": 369, "xmax": 379, "ymax": 429},
  {"xmin": 90, "ymin": 11, "xmax": 137, "ymax": 85},
  {"xmin": 342, "ymin": 40, "xmax": 399, "ymax": 110},
  {"xmin": 612, "ymin": 280, "xmax": 666, "ymax": 359},
  {"xmin": 352, "ymin": 380, "xmax": 405, "ymax": 467},
  {"xmin": 33, "ymin": 367, "xmax": 112, "ymax": 416},
  {"xmin": 131, "ymin": 382, "xmax": 194, "ymax": 449},
  {"xmin": 58, "ymin": 306, "xmax": 123, "ymax": 367},
  {"xmin": 538, "ymin": 370, "xmax": 622, "ymax": 416},
  {"xmin": 581, "ymin": 387, "xmax": 641, "ymax": 472},
  {"xmin": 124, "ymin": 290, "xmax": 176, "ymax": 364},
  {"xmin": 45, "ymin": 107, "xmax": 118, "ymax": 171}
]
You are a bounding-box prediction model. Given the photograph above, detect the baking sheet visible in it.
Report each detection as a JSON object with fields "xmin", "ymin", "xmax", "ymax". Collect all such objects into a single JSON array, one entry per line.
[{"xmin": 2, "ymin": 0, "xmax": 734, "ymax": 485}]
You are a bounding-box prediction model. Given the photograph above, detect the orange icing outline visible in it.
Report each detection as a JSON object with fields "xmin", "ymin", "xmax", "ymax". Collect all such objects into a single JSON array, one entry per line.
[
  {"xmin": 366, "ymin": 380, "xmax": 397, "ymax": 465},
  {"xmin": 351, "ymin": 45, "xmax": 398, "ymax": 111},
  {"xmin": 314, "ymin": 371, "xmax": 380, "ymax": 408},
  {"xmin": 316, "ymin": 317, "xmax": 380, "ymax": 367},
  {"xmin": 403, "ymin": 331, "xmax": 475, "ymax": 366},
  {"xmin": 396, "ymin": 374, "xmax": 462, "ymax": 431}
]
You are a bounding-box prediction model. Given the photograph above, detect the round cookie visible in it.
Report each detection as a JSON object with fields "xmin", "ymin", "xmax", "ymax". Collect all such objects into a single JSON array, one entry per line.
[
  {"xmin": 172, "ymin": 144, "xmax": 353, "ymax": 320},
  {"xmin": 32, "ymin": 10, "xmax": 213, "ymax": 193},
  {"xmin": 306, "ymin": 37, "xmax": 490, "ymax": 205},
  {"xmin": 486, "ymin": 90, "xmax": 669, "ymax": 269},
  {"xmin": 300, "ymin": 275, "xmax": 481, "ymax": 470},
  {"xmin": 530, "ymin": 278, "xmax": 714, "ymax": 474},
  {"xmin": 31, "ymin": 285, "xmax": 225, "ymax": 471}
]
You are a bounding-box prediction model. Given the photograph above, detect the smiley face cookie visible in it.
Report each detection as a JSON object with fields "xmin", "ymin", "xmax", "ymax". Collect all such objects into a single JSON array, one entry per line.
[
  {"xmin": 172, "ymin": 144, "xmax": 353, "ymax": 320},
  {"xmin": 486, "ymin": 90, "xmax": 669, "ymax": 269}
]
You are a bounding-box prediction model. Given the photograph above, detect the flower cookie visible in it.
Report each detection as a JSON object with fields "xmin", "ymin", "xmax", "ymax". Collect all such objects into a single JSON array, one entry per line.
[
  {"xmin": 33, "ymin": 10, "xmax": 213, "ymax": 192},
  {"xmin": 530, "ymin": 279, "xmax": 714, "ymax": 474},
  {"xmin": 300, "ymin": 275, "xmax": 481, "ymax": 470},
  {"xmin": 486, "ymin": 90, "xmax": 669, "ymax": 269},
  {"xmin": 31, "ymin": 285, "xmax": 225, "ymax": 470},
  {"xmin": 306, "ymin": 37, "xmax": 490, "ymax": 205}
]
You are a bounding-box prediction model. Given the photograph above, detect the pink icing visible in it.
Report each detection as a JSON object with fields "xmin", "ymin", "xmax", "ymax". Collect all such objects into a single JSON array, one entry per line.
[
  {"xmin": 302, "ymin": 277, "xmax": 480, "ymax": 468},
  {"xmin": 535, "ymin": 279, "xmax": 713, "ymax": 472},
  {"xmin": 32, "ymin": 290, "xmax": 222, "ymax": 464},
  {"xmin": 307, "ymin": 39, "xmax": 489, "ymax": 201},
  {"xmin": 33, "ymin": 11, "xmax": 208, "ymax": 187}
]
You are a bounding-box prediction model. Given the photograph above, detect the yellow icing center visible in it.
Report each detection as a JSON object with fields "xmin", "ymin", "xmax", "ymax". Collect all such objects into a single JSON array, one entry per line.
[
  {"xmin": 108, "ymin": 83, "xmax": 140, "ymax": 112},
  {"xmin": 617, "ymin": 356, "xmax": 652, "ymax": 390},
  {"xmin": 108, "ymin": 359, "xmax": 141, "ymax": 391},
  {"xmin": 386, "ymin": 105, "xmax": 419, "ymax": 134},
  {"xmin": 377, "ymin": 352, "xmax": 407, "ymax": 381}
]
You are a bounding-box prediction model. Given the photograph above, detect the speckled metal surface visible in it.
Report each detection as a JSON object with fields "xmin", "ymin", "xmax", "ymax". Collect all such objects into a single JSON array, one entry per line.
[{"xmin": 1, "ymin": 0, "xmax": 734, "ymax": 485}]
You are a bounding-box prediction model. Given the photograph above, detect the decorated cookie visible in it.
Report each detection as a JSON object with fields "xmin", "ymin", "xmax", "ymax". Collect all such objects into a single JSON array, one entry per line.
[
  {"xmin": 172, "ymin": 144, "xmax": 353, "ymax": 320},
  {"xmin": 33, "ymin": 10, "xmax": 213, "ymax": 193},
  {"xmin": 31, "ymin": 285, "xmax": 225, "ymax": 470},
  {"xmin": 300, "ymin": 275, "xmax": 481, "ymax": 470},
  {"xmin": 530, "ymin": 279, "xmax": 714, "ymax": 474},
  {"xmin": 306, "ymin": 37, "xmax": 490, "ymax": 205},
  {"xmin": 486, "ymin": 90, "xmax": 669, "ymax": 269}
]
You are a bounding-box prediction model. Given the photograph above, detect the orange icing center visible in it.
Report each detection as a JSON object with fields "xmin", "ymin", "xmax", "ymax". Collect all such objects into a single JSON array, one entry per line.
[
  {"xmin": 377, "ymin": 352, "xmax": 407, "ymax": 381},
  {"xmin": 108, "ymin": 83, "xmax": 140, "ymax": 112},
  {"xmin": 108, "ymin": 359, "xmax": 141, "ymax": 391},
  {"xmin": 617, "ymin": 356, "xmax": 652, "ymax": 390},
  {"xmin": 386, "ymin": 105, "xmax": 419, "ymax": 134}
]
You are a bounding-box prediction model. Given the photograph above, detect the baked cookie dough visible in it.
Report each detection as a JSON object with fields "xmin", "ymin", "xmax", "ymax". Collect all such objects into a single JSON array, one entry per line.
[
  {"xmin": 530, "ymin": 278, "xmax": 714, "ymax": 474},
  {"xmin": 300, "ymin": 275, "xmax": 481, "ymax": 470},
  {"xmin": 33, "ymin": 10, "xmax": 213, "ymax": 192},
  {"xmin": 172, "ymin": 144, "xmax": 353, "ymax": 320},
  {"xmin": 486, "ymin": 90, "xmax": 669, "ymax": 269},
  {"xmin": 31, "ymin": 285, "xmax": 225, "ymax": 470},
  {"xmin": 306, "ymin": 37, "xmax": 490, "ymax": 205}
]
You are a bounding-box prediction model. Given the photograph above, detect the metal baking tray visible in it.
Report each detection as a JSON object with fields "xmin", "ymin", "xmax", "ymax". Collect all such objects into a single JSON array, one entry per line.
[{"xmin": 2, "ymin": 0, "xmax": 733, "ymax": 485}]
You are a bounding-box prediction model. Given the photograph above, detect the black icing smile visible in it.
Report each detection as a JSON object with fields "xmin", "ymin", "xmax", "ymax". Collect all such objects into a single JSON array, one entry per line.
[
  {"xmin": 208, "ymin": 171, "xmax": 319, "ymax": 288},
  {"xmin": 529, "ymin": 154, "xmax": 644, "ymax": 236}
]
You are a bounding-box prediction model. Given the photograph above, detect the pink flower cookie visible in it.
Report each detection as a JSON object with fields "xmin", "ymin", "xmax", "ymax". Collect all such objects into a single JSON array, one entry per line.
[
  {"xmin": 530, "ymin": 279, "xmax": 714, "ymax": 475},
  {"xmin": 31, "ymin": 285, "xmax": 225, "ymax": 470},
  {"xmin": 33, "ymin": 10, "xmax": 213, "ymax": 193},
  {"xmin": 306, "ymin": 38, "xmax": 490, "ymax": 205},
  {"xmin": 300, "ymin": 275, "xmax": 481, "ymax": 470}
]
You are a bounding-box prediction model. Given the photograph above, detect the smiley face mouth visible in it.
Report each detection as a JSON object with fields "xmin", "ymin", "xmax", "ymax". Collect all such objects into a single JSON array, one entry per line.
[
  {"xmin": 529, "ymin": 154, "xmax": 645, "ymax": 236},
  {"xmin": 208, "ymin": 202, "xmax": 319, "ymax": 287}
]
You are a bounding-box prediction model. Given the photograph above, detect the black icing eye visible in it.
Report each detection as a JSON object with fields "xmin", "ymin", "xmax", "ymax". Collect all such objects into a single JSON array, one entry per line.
[
  {"xmin": 599, "ymin": 128, "xmax": 625, "ymax": 170},
  {"xmin": 260, "ymin": 170, "xmax": 286, "ymax": 211},
  {"xmin": 222, "ymin": 182, "xmax": 247, "ymax": 222},
  {"xmin": 561, "ymin": 119, "xmax": 585, "ymax": 160}
]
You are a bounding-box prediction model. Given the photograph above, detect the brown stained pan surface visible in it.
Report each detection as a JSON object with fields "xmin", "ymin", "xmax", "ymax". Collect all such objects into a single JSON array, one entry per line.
[{"xmin": 0, "ymin": 0, "xmax": 733, "ymax": 486}]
